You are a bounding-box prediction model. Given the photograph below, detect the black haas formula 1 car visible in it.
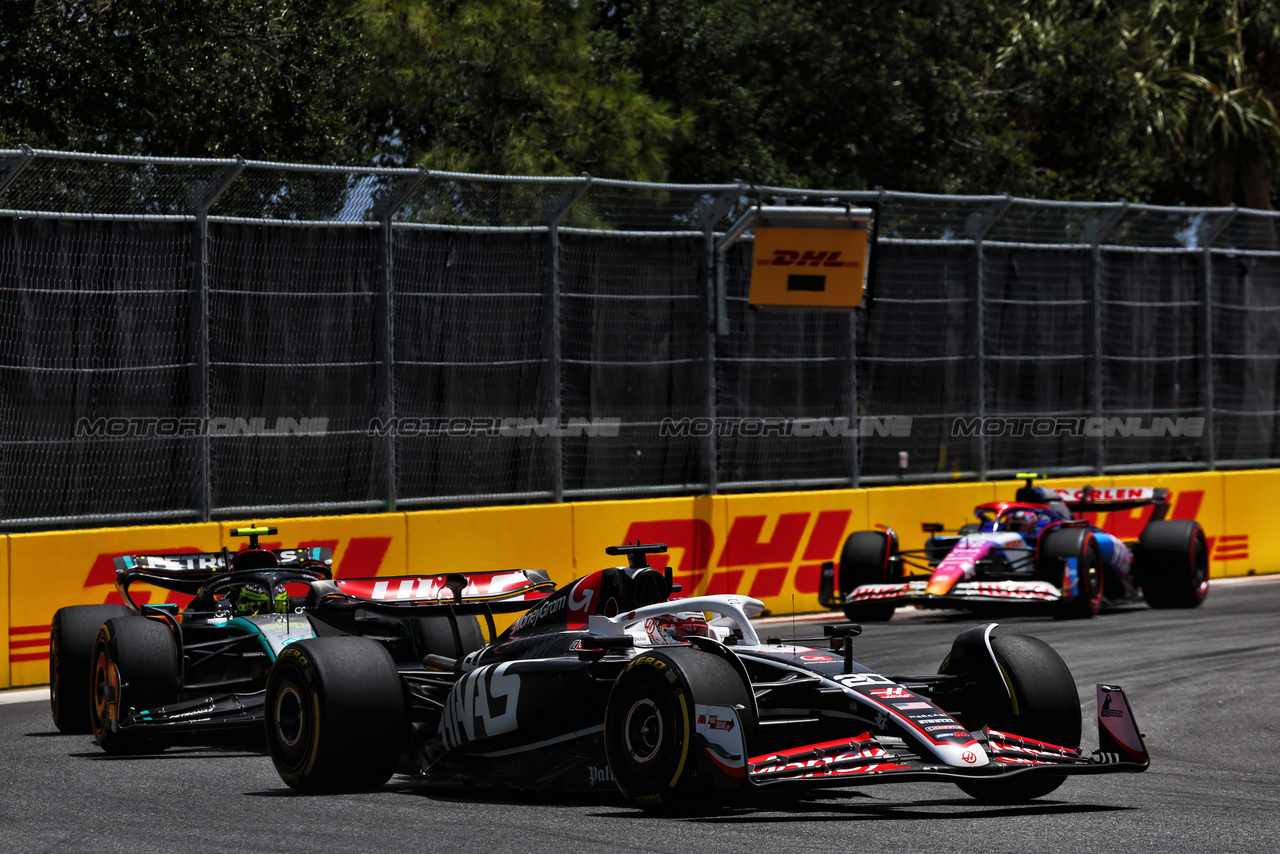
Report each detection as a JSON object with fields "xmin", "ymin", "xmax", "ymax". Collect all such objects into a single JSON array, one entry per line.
[
  {"xmin": 259, "ymin": 543, "xmax": 1149, "ymax": 811},
  {"xmin": 820, "ymin": 475, "xmax": 1210, "ymax": 622},
  {"xmin": 48, "ymin": 526, "xmax": 501, "ymax": 753}
]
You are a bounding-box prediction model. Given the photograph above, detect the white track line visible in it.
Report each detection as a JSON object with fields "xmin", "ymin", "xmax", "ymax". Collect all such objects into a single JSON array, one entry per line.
[{"xmin": 0, "ymin": 687, "xmax": 49, "ymax": 706}]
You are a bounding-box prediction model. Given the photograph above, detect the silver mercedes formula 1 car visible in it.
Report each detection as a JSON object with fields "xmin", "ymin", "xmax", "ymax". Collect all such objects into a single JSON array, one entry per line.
[{"xmin": 255, "ymin": 543, "xmax": 1149, "ymax": 811}]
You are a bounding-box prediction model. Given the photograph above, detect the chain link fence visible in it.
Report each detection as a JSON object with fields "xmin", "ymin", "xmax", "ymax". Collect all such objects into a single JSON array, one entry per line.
[{"xmin": 2, "ymin": 147, "xmax": 1277, "ymax": 529}]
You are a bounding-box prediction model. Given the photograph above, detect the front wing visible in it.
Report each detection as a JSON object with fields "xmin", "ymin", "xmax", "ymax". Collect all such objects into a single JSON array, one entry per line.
[
  {"xmin": 847, "ymin": 578, "xmax": 1063, "ymax": 608},
  {"xmin": 742, "ymin": 684, "xmax": 1147, "ymax": 788},
  {"xmin": 111, "ymin": 691, "xmax": 266, "ymax": 735}
]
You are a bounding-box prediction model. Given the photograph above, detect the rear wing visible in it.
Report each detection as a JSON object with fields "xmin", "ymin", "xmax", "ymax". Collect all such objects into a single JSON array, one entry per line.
[
  {"xmin": 314, "ymin": 569, "xmax": 557, "ymax": 616},
  {"xmin": 1051, "ymin": 486, "xmax": 1170, "ymax": 518},
  {"xmin": 112, "ymin": 547, "xmax": 334, "ymax": 592}
]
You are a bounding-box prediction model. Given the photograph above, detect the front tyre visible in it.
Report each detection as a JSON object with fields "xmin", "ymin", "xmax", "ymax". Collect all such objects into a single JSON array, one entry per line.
[
  {"xmin": 944, "ymin": 634, "xmax": 1081, "ymax": 804},
  {"xmin": 1037, "ymin": 528, "xmax": 1102, "ymax": 619},
  {"xmin": 265, "ymin": 637, "xmax": 408, "ymax": 793},
  {"xmin": 604, "ymin": 648, "xmax": 754, "ymax": 814},
  {"xmin": 1138, "ymin": 520, "xmax": 1209, "ymax": 609},
  {"xmin": 838, "ymin": 531, "xmax": 898, "ymax": 622},
  {"xmin": 89, "ymin": 617, "xmax": 180, "ymax": 754},
  {"xmin": 49, "ymin": 604, "xmax": 130, "ymax": 733}
]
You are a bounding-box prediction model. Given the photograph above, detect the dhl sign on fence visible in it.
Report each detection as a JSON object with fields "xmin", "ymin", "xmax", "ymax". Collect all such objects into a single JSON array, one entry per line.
[
  {"xmin": 1, "ymin": 470, "xmax": 1274, "ymax": 688},
  {"xmin": 749, "ymin": 225, "xmax": 870, "ymax": 309}
]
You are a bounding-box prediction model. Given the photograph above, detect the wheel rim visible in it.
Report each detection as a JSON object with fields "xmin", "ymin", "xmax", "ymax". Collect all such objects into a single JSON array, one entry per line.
[
  {"xmin": 274, "ymin": 683, "xmax": 308, "ymax": 753},
  {"xmin": 49, "ymin": 630, "xmax": 61, "ymax": 714},
  {"xmin": 623, "ymin": 697, "xmax": 664, "ymax": 764},
  {"xmin": 1192, "ymin": 535, "xmax": 1209, "ymax": 598},
  {"xmin": 91, "ymin": 648, "xmax": 118, "ymax": 736},
  {"xmin": 1084, "ymin": 555, "xmax": 1102, "ymax": 610}
]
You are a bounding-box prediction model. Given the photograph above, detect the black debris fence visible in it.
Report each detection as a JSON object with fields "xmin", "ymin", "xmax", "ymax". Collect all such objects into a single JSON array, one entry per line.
[{"xmin": 1, "ymin": 147, "xmax": 1278, "ymax": 530}]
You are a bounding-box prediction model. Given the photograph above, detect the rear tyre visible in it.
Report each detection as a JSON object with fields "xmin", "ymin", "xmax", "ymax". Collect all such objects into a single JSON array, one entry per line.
[
  {"xmin": 604, "ymin": 648, "xmax": 755, "ymax": 814},
  {"xmin": 838, "ymin": 531, "xmax": 898, "ymax": 622},
  {"xmin": 89, "ymin": 617, "xmax": 180, "ymax": 754},
  {"xmin": 49, "ymin": 604, "xmax": 130, "ymax": 733},
  {"xmin": 1037, "ymin": 528, "xmax": 1102, "ymax": 619},
  {"xmin": 413, "ymin": 615, "xmax": 486, "ymax": 660},
  {"xmin": 948, "ymin": 634, "xmax": 1081, "ymax": 803},
  {"xmin": 265, "ymin": 637, "xmax": 408, "ymax": 792},
  {"xmin": 1139, "ymin": 520, "xmax": 1209, "ymax": 609}
]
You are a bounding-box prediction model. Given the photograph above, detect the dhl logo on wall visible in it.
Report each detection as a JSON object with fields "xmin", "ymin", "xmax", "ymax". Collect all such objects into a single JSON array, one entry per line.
[{"xmin": 2, "ymin": 470, "xmax": 1275, "ymax": 688}]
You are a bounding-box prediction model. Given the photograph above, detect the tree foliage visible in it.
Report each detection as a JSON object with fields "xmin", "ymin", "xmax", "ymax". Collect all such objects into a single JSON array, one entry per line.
[
  {"xmin": 1121, "ymin": 0, "xmax": 1280, "ymax": 207},
  {"xmin": 597, "ymin": 0, "xmax": 1032, "ymax": 193},
  {"xmin": 0, "ymin": 0, "xmax": 372, "ymax": 160},
  {"xmin": 352, "ymin": 0, "xmax": 690, "ymax": 179},
  {"xmin": 5, "ymin": 0, "xmax": 1280, "ymax": 206}
]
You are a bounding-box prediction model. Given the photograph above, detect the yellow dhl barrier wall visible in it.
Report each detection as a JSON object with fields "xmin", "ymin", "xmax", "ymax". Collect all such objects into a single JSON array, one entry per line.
[{"xmin": 2, "ymin": 469, "xmax": 1270, "ymax": 688}]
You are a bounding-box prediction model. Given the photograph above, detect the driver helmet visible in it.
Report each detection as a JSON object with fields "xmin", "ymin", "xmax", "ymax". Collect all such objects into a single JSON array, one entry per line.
[
  {"xmin": 644, "ymin": 611, "xmax": 711, "ymax": 644},
  {"xmin": 1002, "ymin": 509, "xmax": 1039, "ymax": 533},
  {"xmin": 234, "ymin": 583, "xmax": 288, "ymax": 616}
]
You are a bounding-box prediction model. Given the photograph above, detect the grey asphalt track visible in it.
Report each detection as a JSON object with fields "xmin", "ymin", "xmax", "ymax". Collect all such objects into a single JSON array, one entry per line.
[{"xmin": 3, "ymin": 577, "xmax": 1277, "ymax": 854}]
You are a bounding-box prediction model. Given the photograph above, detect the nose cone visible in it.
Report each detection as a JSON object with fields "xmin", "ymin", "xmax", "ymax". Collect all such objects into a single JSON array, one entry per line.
[
  {"xmin": 934, "ymin": 739, "xmax": 990, "ymax": 768},
  {"xmin": 926, "ymin": 564, "xmax": 970, "ymax": 595}
]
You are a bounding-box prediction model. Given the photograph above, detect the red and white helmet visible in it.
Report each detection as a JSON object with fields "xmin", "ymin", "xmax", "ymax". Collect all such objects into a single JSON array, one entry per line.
[{"xmin": 643, "ymin": 611, "xmax": 711, "ymax": 644}]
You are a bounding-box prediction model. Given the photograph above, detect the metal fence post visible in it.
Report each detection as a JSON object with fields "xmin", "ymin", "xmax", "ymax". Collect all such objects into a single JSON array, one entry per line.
[
  {"xmin": 542, "ymin": 176, "xmax": 592, "ymax": 502},
  {"xmin": 851, "ymin": 190, "xmax": 889, "ymax": 488},
  {"xmin": 850, "ymin": 306, "xmax": 860, "ymax": 488},
  {"xmin": 372, "ymin": 167, "xmax": 430, "ymax": 512},
  {"xmin": 190, "ymin": 156, "xmax": 245, "ymax": 521},
  {"xmin": 1084, "ymin": 202, "xmax": 1129, "ymax": 474},
  {"xmin": 966, "ymin": 195, "xmax": 1013, "ymax": 480},
  {"xmin": 699, "ymin": 189, "xmax": 743, "ymax": 494},
  {"xmin": 1199, "ymin": 207, "xmax": 1239, "ymax": 470}
]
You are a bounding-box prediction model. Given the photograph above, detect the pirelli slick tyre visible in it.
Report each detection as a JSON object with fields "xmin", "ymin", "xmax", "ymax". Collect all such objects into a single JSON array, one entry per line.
[
  {"xmin": 947, "ymin": 634, "xmax": 1081, "ymax": 804},
  {"xmin": 1138, "ymin": 520, "xmax": 1210, "ymax": 609},
  {"xmin": 838, "ymin": 531, "xmax": 898, "ymax": 623},
  {"xmin": 265, "ymin": 637, "xmax": 408, "ymax": 793},
  {"xmin": 604, "ymin": 648, "xmax": 754, "ymax": 814},
  {"xmin": 89, "ymin": 616, "xmax": 180, "ymax": 754},
  {"xmin": 1037, "ymin": 528, "xmax": 1103, "ymax": 620},
  {"xmin": 49, "ymin": 604, "xmax": 130, "ymax": 734}
]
